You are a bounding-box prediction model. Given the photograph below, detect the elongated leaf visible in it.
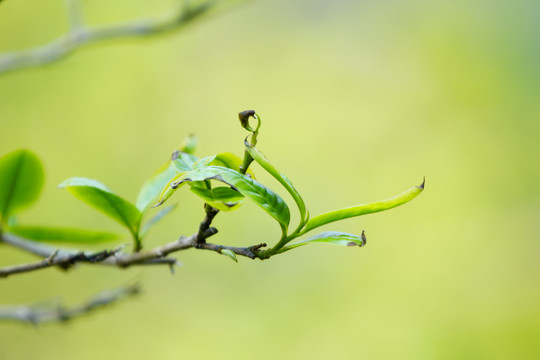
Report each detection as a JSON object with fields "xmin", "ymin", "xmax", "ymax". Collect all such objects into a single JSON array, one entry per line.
[
  {"xmin": 136, "ymin": 162, "xmax": 178, "ymax": 212},
  {"xmin": 210, "ymin": 152, "xmax": 255, "ymax": 178},
  {"xmin": 140, "ymin": 204, "xmax": 177, "ymax": 238},
  {"xmin": 7, "ymin": 225, "xmax": 120, "ymax": 244},
  {"xmin": 281, "ymin": 231, "xmax": 366, "ymax": 252},
  {"xmin": 58, "ymin": 178, "xmax": 141, "ymax": 237},
  {"xmin": 190, "ymin": 186, "xmax": 244, "ymax": 211},
  {"xmin": 220, "ymin": 249, "xmax": 238, "ymax": 263},
  {"xmin": 0, "ymin": 149, "xmax": 44, "ymax": 223},
  {"xmin": 302, "ymin": 180, "xmax": 425, "ymax": 234},
  {"xmin": 159, "ymin": 166, "xmax": 290, "ymax": 234},
  {"xmin": 245, "ymin": 143, "xmax": 307, "ymax": 228}
]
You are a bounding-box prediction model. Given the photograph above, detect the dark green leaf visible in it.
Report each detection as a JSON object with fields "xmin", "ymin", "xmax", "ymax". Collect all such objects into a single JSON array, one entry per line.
[
  {"xmin": 157, "ymin": 166, "xmax": 290, "ymax": 234},
  {"xmin": 0, "ymin": 149, "xmax": 44, "ymax": 223},
  {"xmin": 280, "ymin": 231, "xmax": 366, "ymax": 252},
  {"xmin": 58, "ymin": 178, "xmax": 141, "ymax": 238},
  {"xmin": 190, "ymin": 186, "xmax": 244, "ymax": 211},
  {"xmin": 245, "ymin": 143, "xmax": 307, "ymax": 230},
  {"xmin": 7, "ymin": 225, "xmax": 120, "ymax": 244},
  {"xmin": 301, "ymin": 180, "xmax": 425, "ymax": 234}
]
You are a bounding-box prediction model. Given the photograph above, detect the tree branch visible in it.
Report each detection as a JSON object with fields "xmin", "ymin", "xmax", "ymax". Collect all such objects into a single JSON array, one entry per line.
[
  {"xmin": 0, "ymin": 0, "xmax": 224, "ymax": 74},
  {"xmin": 0, "ymin": 284, "xmax": 140, "ymax": 324}
]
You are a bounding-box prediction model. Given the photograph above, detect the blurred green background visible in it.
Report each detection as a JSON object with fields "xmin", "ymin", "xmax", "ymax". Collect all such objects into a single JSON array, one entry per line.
[{"xmin": 1, "ymin": 0, "xmax": 539, "ymax": 359}]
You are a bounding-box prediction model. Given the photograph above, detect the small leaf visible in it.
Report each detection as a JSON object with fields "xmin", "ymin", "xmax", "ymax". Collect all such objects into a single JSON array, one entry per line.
[
  {"xmin": 178, "ymin": 134, "xmax": 198, "ymax": 155},
  {"xmin": 245, "ymin": 143, "xmax": 307, "ymax": 230},
  {"xmin": 58, "ymin": 178, "xmax": 141, "ymax": 239},
  {"xmin": 210, "ymin": 152, "xmax": 255, "ymax": 178},
  {"xmin": 140, "ymin": 204, "xmax": 177, "ymax": 238},
  {"xmin": 136, "ymin": 162, "xmax": 178, "ymax": 212},
  {"xmin": 301, "ymin": 180, "xmax": 425, "ymax": 234},
  {"xmin": 0, "ymin": 149, "xmax": 44, "ymax": 223},
  {"xmin": 7, "ymin": 225, "xmax": 120, "ymax": 244},
  {"xmin": 190, "ymin": 186, "xmax": 244, "ymax": 211},
  {"xmin": 280, "ymin": 231, "xmax": 366, "ymax": 252},
  {"xmin": 220, "ymin": 249, "xmax": 238, "ymax": 263}
]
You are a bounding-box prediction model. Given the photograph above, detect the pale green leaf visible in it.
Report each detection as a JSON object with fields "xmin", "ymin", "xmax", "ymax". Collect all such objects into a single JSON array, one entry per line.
[
  {"xmin": 0, "ymin": 149, "xmax": 44, "ymax": 223},
  {"xmin": 177, "ymin": 134, "xmax": 198, "ymax": 155},
  {"xmin": 220, "ymin": 249, "xmax": 238, "ymax": 263},
  {"xmin": 280, "ymin": 231, "xmax": 366, "ymax": 253},
  {"xmin": 171, "ymin": 151, "xmax": 199, "ymax": 172},
  {"xmin": 140, "ymin": 204, "xmax": 177, "ymax": 237},
  {"xmin": 7, "ymin": 225, "xmax": 120, "ymax": 244}
]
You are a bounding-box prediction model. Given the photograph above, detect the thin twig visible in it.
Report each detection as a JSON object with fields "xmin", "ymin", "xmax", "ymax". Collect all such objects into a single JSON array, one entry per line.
[
  {"xmin": 0, "ymin": 284, "xmax": 140, "ymax": 324},
  {"xmin": 0, "ymin": 0, "xmax": 221, "ymax": 74}
]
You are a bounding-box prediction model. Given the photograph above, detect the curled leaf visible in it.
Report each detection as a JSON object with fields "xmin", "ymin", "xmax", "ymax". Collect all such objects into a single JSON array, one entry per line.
[
  {"xmin": 238, "ymin": 110, "xmax": 258, "ymax": 132},
  {"xmin": 245, "ymin": 142, "xmax": 307, "ymax": 230}
]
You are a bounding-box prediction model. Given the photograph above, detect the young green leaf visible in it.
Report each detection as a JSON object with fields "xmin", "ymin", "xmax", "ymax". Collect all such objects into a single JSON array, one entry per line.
[
  {"xmin": 7, "ymin": 225, "xmax": 120, "ymax": 244},
  {"xmin": 154, "ymin": 172, "xmax": 186, "ymax": 207},
  {"xmin": 0, "ymin": 149, "xmax": 44, "ymax": 224},
  {"xmin": 220, "ymin": 248, "xmax": 238, "ymax": 263},
  {"xmin": 58, "ymin": 178, "xmax": 141, "ymax": 240},
  {"xmin": 178, "ymin": 134, "xmax": 198, "ymax": 155},
  {"xmin": 190, "ymin": 186, "xmax": 244, "ymax": 212},
  {"xmin": 245, "ymin": 143, "xmax": 307, "ymax": 230},
  {"xmin": 162, "ymin": 166, "xmax": 290, "ymax": 235},
  {"xmin": 279, "ymin": 231, "xmax": 366, "ymax": 253},
  {"xmin": 301, "ymin": 180, "xmax": 425, "ymax": 234},
  {"xmin": 136, "ymin": 162, "xmax": 178, "ymax": 212},
  {"xmin": 140, "ymin": 204, "xmax": 177, "ymax": 238}
]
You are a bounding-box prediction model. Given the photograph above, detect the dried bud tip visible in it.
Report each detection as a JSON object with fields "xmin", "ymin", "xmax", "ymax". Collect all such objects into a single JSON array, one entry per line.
[
  {"xmin": 418, "ymin": 177, "xmax": 426, "ymax": 190},
  {"xmin": 238, "ymin": 110, "xmax": 257, "ymax": 131}
]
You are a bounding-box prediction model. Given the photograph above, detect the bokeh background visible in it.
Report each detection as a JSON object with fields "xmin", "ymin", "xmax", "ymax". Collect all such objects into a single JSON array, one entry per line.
[{"xmin": 1, "ymin": 0, "xmax": 539, "ymax": 359}]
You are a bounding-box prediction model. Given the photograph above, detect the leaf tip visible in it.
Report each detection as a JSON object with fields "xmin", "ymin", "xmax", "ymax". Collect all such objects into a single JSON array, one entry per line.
[
  {"xmin": 361, "ymin": 230, "xmax": 367, "ymax": 247},
  {"xmin": 418, "ymin": 177, "xmax": 426, "ymax": 190}
]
